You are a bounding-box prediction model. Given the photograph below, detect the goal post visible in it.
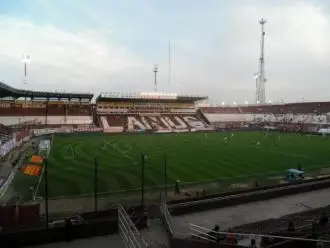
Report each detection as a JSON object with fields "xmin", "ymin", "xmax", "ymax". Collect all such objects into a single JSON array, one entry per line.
[{"xmin": 38, "ymin": 139, "xmax": 51, "ymax": 157}]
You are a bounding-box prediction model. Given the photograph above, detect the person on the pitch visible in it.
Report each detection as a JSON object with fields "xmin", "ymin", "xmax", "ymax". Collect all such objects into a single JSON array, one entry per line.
[{"xmin": 174, "ymin": 180, "xmax": 180, "ymax": 195}]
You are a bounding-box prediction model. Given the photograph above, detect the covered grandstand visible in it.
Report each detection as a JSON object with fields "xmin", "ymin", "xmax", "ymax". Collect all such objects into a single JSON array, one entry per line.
[
  {"xmin": 96, "ymin": 91, "xmax": 211, "ymax": 133},
  {"xmin": 0, "ymin": 82, "xmax": 94, "ymax": 127}
]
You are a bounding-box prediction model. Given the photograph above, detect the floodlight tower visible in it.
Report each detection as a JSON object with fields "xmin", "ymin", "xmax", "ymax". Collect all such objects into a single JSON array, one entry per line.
[
  {"xmin": 256, "ymin": 18, "xmax": 267, "ymax": 104},
  {"xmin": 22, "ymin": 54, "xmax": 31, "ymax": 84},
  {"xmin": 153, "ymin": 64, "xmax": 158, "ymax": 92},
  {"xmin": 254, "ymin": 72, "xmax": 260, "ymax": 103}
]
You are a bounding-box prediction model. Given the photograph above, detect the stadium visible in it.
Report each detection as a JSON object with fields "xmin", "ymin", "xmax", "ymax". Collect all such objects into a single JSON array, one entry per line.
[
  {"xmin": 1, "ymin": 78, "xmax": 330, "ymax": 248},
  {"xmin": 0, "ymin": 5, "xmax": 330, "ymax": 247}
]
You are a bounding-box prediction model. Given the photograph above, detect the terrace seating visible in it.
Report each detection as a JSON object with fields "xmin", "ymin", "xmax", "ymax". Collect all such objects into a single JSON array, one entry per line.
[
  {"xmin": 0, "ymin": 107, "xmax": 46, "ymax": 116},
  {"xmin": 232, "ymin": 205, "xmax": 330, "ymax": 235},
  {"xmin": 0, "ymin": 103, "xmax": 93, "ymax": 126},
  {"xmin": 0, "ymin": 124, "xmax": 12, "ymax": 144},
  {"xmin": 100, "ymin": 115, "xmax": 125, "ymax": 132},
  {"xmin": 67, "ymin": 104, "xmax": 92, "ymax": 116},
  {"xmin": 201, "ymin": 107, "xmax": 240, "ymax": 114},
  {"xmin": 98, "ymin": 114, "xmax": 209, "ymax": 132},
  {"xmin": 201, "ymin": 102, "xmax": 330, "ymax": 128}
]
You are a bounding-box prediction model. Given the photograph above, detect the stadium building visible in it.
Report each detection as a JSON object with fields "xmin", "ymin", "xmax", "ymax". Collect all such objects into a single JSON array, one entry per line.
[{"xmin": 0, "ymin": 82, "xmax": 330, "ymax": 248}]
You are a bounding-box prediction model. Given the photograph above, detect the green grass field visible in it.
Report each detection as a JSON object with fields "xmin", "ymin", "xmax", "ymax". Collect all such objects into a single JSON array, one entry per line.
[{"xmin": 12, "ymin": 131, "xmax": 330, "ymax": 199}]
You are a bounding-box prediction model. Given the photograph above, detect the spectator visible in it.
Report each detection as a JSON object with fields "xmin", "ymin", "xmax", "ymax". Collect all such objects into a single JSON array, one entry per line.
[
  {"xmin": 287, "ymin": 220, "xmax": 295, "ymax": 232},
  {"xmin": 131, "ymin": 208, "xmax": 137, "ymax": 224},
  {"xmin": 249, "ymin": 238, "xmax": 257, "ymax": 248},
  {"xmin": 65, "ymin": 218, "xmax": 73, "ymax": 242},
  {"xmin": 312, "ymin": 218, "xmax": 318, "ymax": 232},
  {"xmin": 297, "ymin": 164, "xmax": 302, "ymax": 171},
  {"xmin": 226, "ymin": 229, "xmax": 237, "ymax": 245},
  {"xmin": 319, "ymin": 212, "xmax": 328, "ymax": 226},
  {"xmin": 207, "ymin": 225, "xmax": 219, "ymax": 243},
  {"xmin": 174, "ymin": 180, "xmax": 180, "ymax": 195}
]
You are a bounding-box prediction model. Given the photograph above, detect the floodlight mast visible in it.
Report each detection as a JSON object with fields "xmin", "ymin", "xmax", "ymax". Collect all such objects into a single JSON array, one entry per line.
[
  {"xmin": 153, "ymin": 64, "xmax": 158, "ymax": 92},
  {"xmin": 22, "ymin": 54, "xmax": 31, "ymax": 84},
  {"xmin": 256, "ymin": 18, "xmax": 267, "ymax": 104},
  {"xmin": 254, "ymin": 72, "xmax": 260, "ymax": 103}
]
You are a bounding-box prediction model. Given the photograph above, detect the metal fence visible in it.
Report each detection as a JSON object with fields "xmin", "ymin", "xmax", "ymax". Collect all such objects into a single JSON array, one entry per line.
[
  {"xmin": 189, "ymin": 223, "xmax": 330, "ymax": 247},
  {"xmin": 118, "ymin": 204, "xmax": 149, "ymax": 248}
]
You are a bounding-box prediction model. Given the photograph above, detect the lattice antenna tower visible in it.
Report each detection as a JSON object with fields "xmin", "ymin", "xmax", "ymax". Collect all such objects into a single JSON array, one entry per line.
[
  {"xmin": 153, "ymin": 64, "xmax": 158, "ymax": 92},
  {"xmin": 256, "ymin": 18, "xmax": 267, "ymax": 104}
]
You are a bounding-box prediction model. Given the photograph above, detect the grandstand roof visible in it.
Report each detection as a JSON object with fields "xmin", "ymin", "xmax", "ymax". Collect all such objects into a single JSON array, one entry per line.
[
  {"xmin": 96, "ymin": 92, "xmax": 207, "ymax": 103},
  {"xmin": 0, "ymin": 82, "xmax": 94, "ymax": 101}
]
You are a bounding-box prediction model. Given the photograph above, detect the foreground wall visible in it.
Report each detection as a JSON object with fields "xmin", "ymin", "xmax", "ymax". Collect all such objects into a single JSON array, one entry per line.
[
  {"xmin": 161, "ymin": 177, "xmax": 330, "ymax": 248},
  {"xmin": 0, "ymin": 116, "xmax": 93, "ymax": 126},
  {"xmin": 0, "ymin": 208, "xmax": 148, "ymax": 248}
]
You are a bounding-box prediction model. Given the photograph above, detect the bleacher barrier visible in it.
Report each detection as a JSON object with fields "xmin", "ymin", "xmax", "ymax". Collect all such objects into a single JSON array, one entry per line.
[
  {"xmin": 118, "ymin": 204, "xmax": 149, "ymax": 248},
  {"xmin": 32, "ymin": 127, "xmax": 103, "ymax": 136},
  {"xmin": 17, "ymin": 204, "xmax": 40, "ymax": 227},
  {"xmin": 0, "ymin": 204, "xmax": 40, "ymax": 228},
  {"xmin": 0, "ymin": 205, "xmax": 16, "ymax": 227},
  {"xmin": 189, "ymin": 223, "xmax": 330, "ymax": 247},
  {"xmin": 160, "ymin": 192, "xmax": 174, "ymax": 235}
]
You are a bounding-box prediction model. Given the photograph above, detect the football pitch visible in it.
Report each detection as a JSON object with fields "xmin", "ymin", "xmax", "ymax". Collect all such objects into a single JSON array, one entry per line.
[{"xmin": 12, "ymin": 131, "xmax": 330, "ymax": 199}]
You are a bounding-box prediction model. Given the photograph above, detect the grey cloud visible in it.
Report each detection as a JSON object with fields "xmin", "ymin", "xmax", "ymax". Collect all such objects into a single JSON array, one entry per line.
[{"xmin": 0, "ymin": 1, "xmax": 329, "ymax": 105}]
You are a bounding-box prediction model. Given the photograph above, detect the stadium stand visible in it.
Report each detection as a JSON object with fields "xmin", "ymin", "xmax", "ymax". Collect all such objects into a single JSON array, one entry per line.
[
  {"xmin": 0, "ymin": 82, "xmax": 93, "ymax": 127},
  {"xmin": 96, "ymin": 92, "xmax": 212, "ymax": 132},
  {"xmin": 226, "ymin": 204, "xmax": 330, "ymax": 247},
  {"xmin": 201, "ymin": 101, "xmax": 330, "ymax": 132}
]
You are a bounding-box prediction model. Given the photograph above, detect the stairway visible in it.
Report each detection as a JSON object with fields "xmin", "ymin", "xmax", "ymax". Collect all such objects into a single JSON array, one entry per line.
[{"xmin": 196, "ymin": 109, "xmax": 211, "ymax": 125}]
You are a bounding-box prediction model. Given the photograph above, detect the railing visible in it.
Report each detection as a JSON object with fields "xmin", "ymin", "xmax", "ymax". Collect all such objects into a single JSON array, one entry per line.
[
  {"xmin": 189, "ymin": 223, "xmax": 220, "ymax": 243},
  {"xmin": 160, "ymin": 193, "xmax": 174, "ymax": 235},
  {"xmin": 118, "ymin": 204, "xmax": 149, "ymax": 248},
  {"xmin": 189, "ymin": 223, "xmax": 330, "ymax": 245},
  {"xmin": 169, "ymin": 175, "xmax": 330, "ymax": 209}
]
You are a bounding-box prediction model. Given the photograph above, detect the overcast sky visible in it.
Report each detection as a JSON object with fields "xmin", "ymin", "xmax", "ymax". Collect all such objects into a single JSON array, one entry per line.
[{"xmin": 0, "ymin": 0, "xmax": 329, "ymax": 104}]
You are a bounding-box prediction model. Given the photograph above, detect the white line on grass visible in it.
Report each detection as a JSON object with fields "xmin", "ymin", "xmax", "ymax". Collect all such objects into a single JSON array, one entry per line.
[
  {"xmin": 33, "ymin": 135, "xmax": 54, "ymax": 200},
  {"xmin": 108, "ymin": 142, "xmax": 138, "ymax": 165}
]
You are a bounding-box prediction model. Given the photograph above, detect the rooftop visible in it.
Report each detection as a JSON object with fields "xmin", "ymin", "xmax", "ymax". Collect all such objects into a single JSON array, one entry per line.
[
  {"xmin": 97, "ymin": 92, "xmax": 207, "ymax": 103},
  {"xmin": 0, "ymin": 82, "xmax": 94, "ymax": 101}
]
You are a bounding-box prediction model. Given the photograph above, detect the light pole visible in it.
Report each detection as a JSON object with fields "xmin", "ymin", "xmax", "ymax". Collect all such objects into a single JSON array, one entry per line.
[{"xmin": 22, "ymin": 54, "xmax": 31, "ymax": 84}]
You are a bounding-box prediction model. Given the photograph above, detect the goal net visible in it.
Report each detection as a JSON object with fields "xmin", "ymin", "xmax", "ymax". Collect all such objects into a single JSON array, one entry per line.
[{"xmin": 38, "ymin": 139, "xmax": 51, "ymax": 157}]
